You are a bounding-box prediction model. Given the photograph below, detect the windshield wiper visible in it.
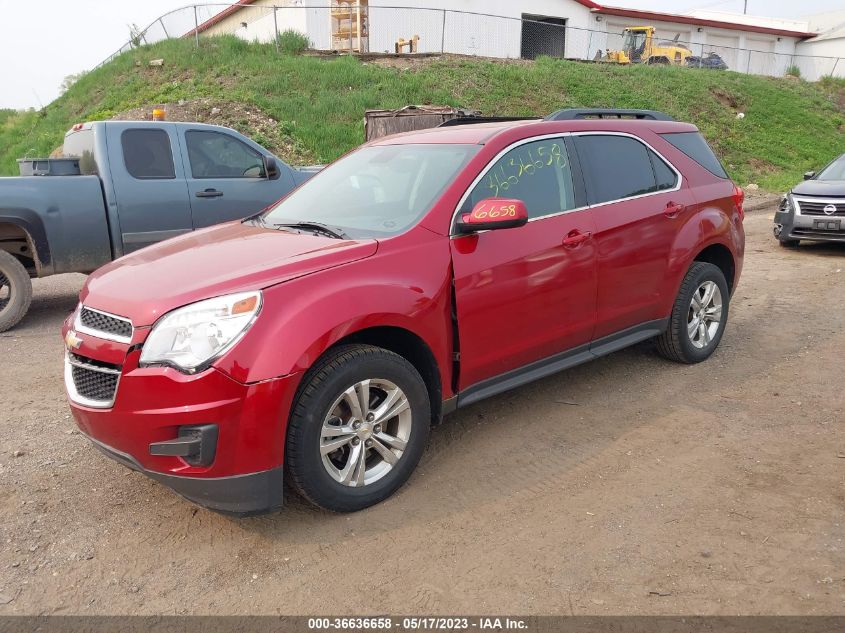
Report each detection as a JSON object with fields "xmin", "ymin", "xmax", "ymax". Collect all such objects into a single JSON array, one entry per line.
[{"xmin": 269, "ymin": 221, "xmax": 350, "ymax": 240}]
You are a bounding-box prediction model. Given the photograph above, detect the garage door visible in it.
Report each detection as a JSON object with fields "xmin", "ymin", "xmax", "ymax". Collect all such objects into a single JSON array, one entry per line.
[
  {"xmin": 705, "ymin": 34, "xmax": 740, "ymax": 71},
  {"xmin": 747, "ymin": 38, "xmax": 775, "ymax": 75}
]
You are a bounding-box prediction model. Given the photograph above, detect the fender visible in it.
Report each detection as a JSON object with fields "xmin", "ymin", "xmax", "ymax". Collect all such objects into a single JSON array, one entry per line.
[
  {"xmin": 661, "ymin": 203, "xmax": 741, "ymax": 316},
  {"xmin": 0, "ymin": 210, "xmax": 52, "ymax": 275},
  {"xmin": 215, "ymin": 231, "xmax": 455, "ymax": 394}
]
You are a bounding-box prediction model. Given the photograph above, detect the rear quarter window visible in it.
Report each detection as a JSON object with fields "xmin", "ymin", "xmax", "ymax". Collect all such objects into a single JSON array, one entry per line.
[
  {"xmin": 660, "ymin": 132, "xmax": 728, "ymax": 179},
  {"xmin": 121, "ymin": 129, "xmax": 176, "ymax": 180}
]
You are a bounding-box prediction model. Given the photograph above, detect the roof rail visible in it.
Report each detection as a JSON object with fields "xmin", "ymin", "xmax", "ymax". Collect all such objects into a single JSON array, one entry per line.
[
  {"xmin": 546, "ymin": 109, "xmax": 675, "ymax": 121},
  {"xmin": 438, "ymin": 116, "xmax": 541, "ymax": 127}
]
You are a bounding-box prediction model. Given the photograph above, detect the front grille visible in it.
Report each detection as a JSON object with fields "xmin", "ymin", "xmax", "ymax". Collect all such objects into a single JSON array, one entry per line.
[
  {"xmin": 78, "ymin": 306, "xmax": 133, "ymax": 341},
  {"xmin": 66, "ymin": 353, "xmax": 121, "ymax": 407},
  {"xmin": 795, "ymin": 198, "xmax": 845, "ymax": 217},
  {"xmin": 792, "ymin": 228, "xmax": 845, "ymax": 238}
]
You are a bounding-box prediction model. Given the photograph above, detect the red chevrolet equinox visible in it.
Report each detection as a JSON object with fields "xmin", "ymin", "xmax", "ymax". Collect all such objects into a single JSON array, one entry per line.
[{"xmin": 63, "ymin": 110, "xmax": 745, "ymax": 515}]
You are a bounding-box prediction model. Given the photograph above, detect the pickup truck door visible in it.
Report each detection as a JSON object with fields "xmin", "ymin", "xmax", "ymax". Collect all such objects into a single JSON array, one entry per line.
[
  {"xmin": 106, "ymin": 123, "xmax": 193, "ymax": 254},
  {"xmin": 179, "ymin": 128, "xmax": 296, "ymax": 229},
  {"xmin": 450, "ymin": 136, "xmax": 598, "ymax": 394}
]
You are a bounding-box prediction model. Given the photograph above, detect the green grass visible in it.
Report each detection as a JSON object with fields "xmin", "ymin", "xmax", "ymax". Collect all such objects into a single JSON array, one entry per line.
[{"xmin": 1, "ymin": 36, "xmax": 844, "ymax": 191}]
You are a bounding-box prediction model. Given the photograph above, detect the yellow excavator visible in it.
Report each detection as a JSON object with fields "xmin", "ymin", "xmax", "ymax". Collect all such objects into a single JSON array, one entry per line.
[{"xmin": 598, "ymin": 26, "xmax": 694, "ymax": 66}]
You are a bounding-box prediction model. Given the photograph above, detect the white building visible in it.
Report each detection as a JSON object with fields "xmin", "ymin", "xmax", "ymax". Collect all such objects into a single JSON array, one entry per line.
[
  {"xmin": 795, "ymin": 10, "xmax": 845, "ymax": 80},
  {"xmin": 195, "ymin": 0, "xmax": 839, "ymax": 79}
]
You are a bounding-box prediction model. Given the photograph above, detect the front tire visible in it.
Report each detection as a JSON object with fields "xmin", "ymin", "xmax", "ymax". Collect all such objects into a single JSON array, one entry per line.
[
  {"xmin": 656, "ymin": 262, "xmax": 730, "ymax": 364},
  {"xmin": 0, "ymin": 250, "xmax": 33, "ymax": 333},
  {"xmin": 778, "ymin": 238, "xmax": 800, "ymax": 248},
  {"xmin": 285, "ymin": 344, "xmax": 430, "ymax": 512}
]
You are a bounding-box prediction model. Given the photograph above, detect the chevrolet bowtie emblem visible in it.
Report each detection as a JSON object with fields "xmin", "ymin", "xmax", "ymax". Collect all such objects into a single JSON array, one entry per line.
[{"xmin": 65, "ymin": 330, "xmax": 83, "ymax": 351}]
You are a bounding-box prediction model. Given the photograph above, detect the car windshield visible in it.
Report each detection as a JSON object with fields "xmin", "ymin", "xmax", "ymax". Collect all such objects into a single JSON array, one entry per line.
[
  {"xmin": 816, "ymin": 154, "xmax": 845, "ymax": 181},
  {"xmin": 261, "ymin": 143, "xmax": 480, "ymax": 238}
]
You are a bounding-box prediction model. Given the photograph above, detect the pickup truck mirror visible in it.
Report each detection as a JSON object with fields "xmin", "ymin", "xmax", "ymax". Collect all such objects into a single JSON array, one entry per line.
[
  {"xmin": 803, "ymin": 171, "xmax": 815, "ymax": 180},
  {"xmin": 456, "ymin": 198, "xmax": 528, "ymax": 234},
  {"xmin": 263, "ymin": 155, "xmax": 280, "ymax": 180}
]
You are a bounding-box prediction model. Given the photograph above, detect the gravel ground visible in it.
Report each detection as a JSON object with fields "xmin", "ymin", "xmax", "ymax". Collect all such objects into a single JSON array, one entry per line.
[{"xmin": 0, "ymin": 205, "xmax": 843, "ymax": 615}]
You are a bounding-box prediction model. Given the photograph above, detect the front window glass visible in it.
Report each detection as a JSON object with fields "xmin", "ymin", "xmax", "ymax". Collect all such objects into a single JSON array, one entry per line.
[
  {"xmin": 463, "ymin": 138, "xmax": 576, "ymax": 219},
  {"xmin": 262, "ymin": 144, "xmax": 479, "ymax": 238},
  {"xmin": 186, "ymin": 130, "xmax": 265, "ymax": 178},
  {"xmin": 817, "ymin": 155, "xmax": 845, "ymax": 181}
]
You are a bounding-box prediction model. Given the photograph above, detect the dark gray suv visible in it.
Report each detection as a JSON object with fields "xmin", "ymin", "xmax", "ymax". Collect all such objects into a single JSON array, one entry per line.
[{"xmin": 774, "ymin": 153, "xmax": 845, "ymax": 247}]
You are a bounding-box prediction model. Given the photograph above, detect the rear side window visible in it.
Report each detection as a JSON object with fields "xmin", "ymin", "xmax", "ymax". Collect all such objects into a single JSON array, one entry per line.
[
  {"xmin": 660, "ymin": 132, "xmax": 728, "ymax": 179},
  {"xmin": 576, "ymin": 135, "xmax": 661, "ymax": 204},
  {"xmin": 650, "ymin": 150, "xmax": 678, "ymax": 190},
  {"xmin": 185, "ymin": 130, "xmax": 266, "ymax": 179},
  {"xmin": 465, "ymin": 138, "xmax": 576, "ymax": 219},
  {"xmin": 62, "ymin": 129, "xmax": 98, "ymax": 175},
  {"xmin": 121, "ymin": 129, "xmax": 176, "ymax": 180}
]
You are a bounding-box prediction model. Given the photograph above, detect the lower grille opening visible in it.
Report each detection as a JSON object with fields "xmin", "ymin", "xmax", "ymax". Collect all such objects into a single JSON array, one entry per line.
[{"xmin": 66, "ymin": 354, "xmax": 122, "ymax": 407}]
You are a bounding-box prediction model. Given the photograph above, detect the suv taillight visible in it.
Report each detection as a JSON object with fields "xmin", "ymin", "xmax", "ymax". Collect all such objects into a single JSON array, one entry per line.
[{"xmin": 733, "ymin": 185, "xmax": 745, "ymax": 221}]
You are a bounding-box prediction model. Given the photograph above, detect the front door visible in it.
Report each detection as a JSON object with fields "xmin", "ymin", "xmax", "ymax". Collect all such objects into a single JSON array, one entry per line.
[
  {"xmin": 450, "ymin": 136, "xmax": 597, "ymax": 391},
  {"xmin": 181, "ymin": 129, "xmax": 291, "ymax": 229}
]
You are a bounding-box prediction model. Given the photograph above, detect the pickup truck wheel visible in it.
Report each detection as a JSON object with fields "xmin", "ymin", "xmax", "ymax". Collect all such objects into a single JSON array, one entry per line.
[
  {"xmin": 285, "ymin": 344, "xmax": 430, "ymax": 512},
  {"xmin": 0, "ymin": 251, "xmax": 32, "ymax": 333},
  {"xmin": 656, "ymin": 262, "xmax": 729, "ymax": 364}
]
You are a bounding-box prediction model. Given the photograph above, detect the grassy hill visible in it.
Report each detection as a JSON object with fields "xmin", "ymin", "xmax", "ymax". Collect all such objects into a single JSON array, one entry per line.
[{"xmin": 2, "ymin": 36, "xmax": 844, "ymax": 191}]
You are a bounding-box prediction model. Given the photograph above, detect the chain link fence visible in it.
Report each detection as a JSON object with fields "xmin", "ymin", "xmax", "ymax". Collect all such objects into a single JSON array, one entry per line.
[{"xmin": 100, "ymin": 4, "xmax": 843, "ymax": 82}]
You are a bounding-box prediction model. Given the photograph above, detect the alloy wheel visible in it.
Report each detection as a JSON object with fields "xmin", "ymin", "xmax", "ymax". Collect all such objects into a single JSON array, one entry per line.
[
  {"xmin": 687, "ymin": 280, "xmax": 722, "ymax": 349},
  {"xmin": 320, "ymin": 379, "xmax": 412, "ymax": 487}
]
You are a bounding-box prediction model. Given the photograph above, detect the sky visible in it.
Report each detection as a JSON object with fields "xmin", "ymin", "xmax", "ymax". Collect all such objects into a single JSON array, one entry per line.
[{"xmin": 0, "ymin": 0, "xmax": 843, "ymax": 110}]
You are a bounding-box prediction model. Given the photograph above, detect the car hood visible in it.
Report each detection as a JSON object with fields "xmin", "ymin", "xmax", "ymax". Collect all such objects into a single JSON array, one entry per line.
[
  {"xmin": 791, "ymin": 180, "xmax": 845, "ymax": 197},
  {"xmin": 80, "ymin": 222, "xmax": 378, "ymax": 327}
]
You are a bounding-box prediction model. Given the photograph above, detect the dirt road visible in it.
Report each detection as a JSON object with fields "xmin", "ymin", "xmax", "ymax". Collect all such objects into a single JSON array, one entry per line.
[{"xmin": 1, "ymin": 206, "xmax": 843, "ymax": 615}]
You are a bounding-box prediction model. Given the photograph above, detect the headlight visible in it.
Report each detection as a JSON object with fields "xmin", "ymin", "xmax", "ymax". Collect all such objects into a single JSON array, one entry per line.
[
  {"xmin": 139, "ymin": 291, "xmax": 262, "ymax": 373},
  {"xmin": 780, "ymin": 194, "xmax": 794, "ymax": 214}
]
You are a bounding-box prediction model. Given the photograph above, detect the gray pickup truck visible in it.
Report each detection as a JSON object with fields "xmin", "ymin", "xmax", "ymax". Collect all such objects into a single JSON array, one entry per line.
[{"xmin": 0, "ymin": 120, "xmax": 319, "ymax": 331}]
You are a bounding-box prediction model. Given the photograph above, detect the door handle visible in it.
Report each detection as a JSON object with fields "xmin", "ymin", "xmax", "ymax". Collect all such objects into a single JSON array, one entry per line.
[
  {"xmin": 562, "ymin": 230, "xmax": 592, "ymax": 248},
  {"xmin": 663, "ymin": 201, "xmax": 685, "ymax": 218},
  {"xmin": 195, "ymin": 188, "xmax": 224, "ymax": 198}
]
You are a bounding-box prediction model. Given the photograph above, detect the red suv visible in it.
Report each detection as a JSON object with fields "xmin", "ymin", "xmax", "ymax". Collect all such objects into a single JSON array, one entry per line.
[{"xmin": 63, "ymin": 110, "xmax": 745, "ymax": 515}]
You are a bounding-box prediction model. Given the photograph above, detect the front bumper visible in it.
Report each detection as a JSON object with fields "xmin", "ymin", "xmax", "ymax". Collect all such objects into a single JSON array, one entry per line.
[
  {"xmin": 774, "ymin": 207, "xmax": 845, "ymax": 243},
  {"xmin": 63, "ymin": 318, "xmax": 301, "ymax": 515},
  {"xmin": 88, "ymin": 434, "xmax": 284, "ymax": 515}
]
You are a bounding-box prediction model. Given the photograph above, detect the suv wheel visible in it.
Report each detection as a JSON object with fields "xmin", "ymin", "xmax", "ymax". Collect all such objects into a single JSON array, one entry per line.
[
  {"xmin": 0, "ymin": 250, "xmax": 33, "ymax": 333},
  {"xmin": 285, "ymin": 344, "xmax": 430, "ymax": 512},
  {"xmin": 778, "ymin": 239, "xmax": 800, "ymax": 248},
  {"xmin": 656, "ymin": 262, "xmax": 729, "ymax": 364}
]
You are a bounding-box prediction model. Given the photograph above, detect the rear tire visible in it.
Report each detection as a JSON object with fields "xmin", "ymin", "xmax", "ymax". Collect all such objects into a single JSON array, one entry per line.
[
  {"xmin": 656, "ymin": 262, "xmax": 729, "ymax": 364},
  {"xmin": 285, "ymin": 344, "xmax": 430, "ymax": 512},
  {"xmin": 0, "ymin": 250, "xmax": 32, "ymax": 333}
]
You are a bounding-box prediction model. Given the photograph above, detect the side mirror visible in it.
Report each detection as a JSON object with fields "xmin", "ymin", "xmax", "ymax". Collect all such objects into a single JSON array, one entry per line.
[
  {"xmin": 804, "ymin": 171, "xmax": 815, "ymax": 180},
  {"xmin": 264, "ymin": 155, "xmax": 280, "ymax": 180},
  {"xmin": 456, "ymin": 198, "xmax": 528, "ymax": 234}
]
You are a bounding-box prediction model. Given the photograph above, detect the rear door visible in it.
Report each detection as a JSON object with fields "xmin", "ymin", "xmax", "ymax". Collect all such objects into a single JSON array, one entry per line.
[
  {"xmin": 450, "ymin": 136, "xmax": 598, "ymax": 391},
  {"xmin": 573, "ymin": 132, "xmax": 691, "ymax": 339},
  {"xmin": 180, "ymin": 128, "xmax": 294, "ymax": 229},
  {"xmin": 106, "ymin": 124, "xmax": 193, "ymax": 253}
]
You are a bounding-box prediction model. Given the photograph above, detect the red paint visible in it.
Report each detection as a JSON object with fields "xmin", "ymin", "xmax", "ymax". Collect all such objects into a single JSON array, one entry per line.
[{"xmin": 64, "ymin": 116, "xmax": 744, "ymax": 494}]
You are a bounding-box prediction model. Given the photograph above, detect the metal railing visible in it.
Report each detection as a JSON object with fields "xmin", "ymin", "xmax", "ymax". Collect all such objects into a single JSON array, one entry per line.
[{"xmin": 98, "ymin": 4, "xmax": 843, "ymax": 82}]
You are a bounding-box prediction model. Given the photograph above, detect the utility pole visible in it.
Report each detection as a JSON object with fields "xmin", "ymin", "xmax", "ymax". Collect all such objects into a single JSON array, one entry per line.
[{"xmin": 743, "ymin": 1, "xmax": 748, "ymax": 14}]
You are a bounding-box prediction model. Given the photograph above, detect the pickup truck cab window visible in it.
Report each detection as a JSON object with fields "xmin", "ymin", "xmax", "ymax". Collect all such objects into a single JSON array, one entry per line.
[
  {"xmin": 186, "ymin": 130, "xmax": 266, "ymax": 179},
  {"xmin": 463, "ymin": 137, "xmax": 576, "ymax": 220},
  {"xmin": 261, "ymin": 143, "xmax": 479, "ymax": 238},
  {"xmin": 121, "ymin": 129, "xmax": 176, "ymax": 180}
]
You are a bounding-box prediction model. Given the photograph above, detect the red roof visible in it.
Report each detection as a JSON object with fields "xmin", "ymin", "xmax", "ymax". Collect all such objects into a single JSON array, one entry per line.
[{"xmin": 192, "ymin": 0, "xmax": 815, "ymax": 40}]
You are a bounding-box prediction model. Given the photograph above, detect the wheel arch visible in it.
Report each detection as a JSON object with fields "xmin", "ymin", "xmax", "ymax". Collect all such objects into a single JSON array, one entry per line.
[
  {"xmin": 315, "ymin": 325, "xmax": 444, "ymax": 426},
  {"xmin": 0, "ymin": 212, "xmax": 51, "ymax": 276},
  {"xmin": 0, "ymin": 219, "xmax": 43, "ymax": 275},
  {"xmin": 693, "ymin": 242, "xmax": 736, "ymax": 293}
]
